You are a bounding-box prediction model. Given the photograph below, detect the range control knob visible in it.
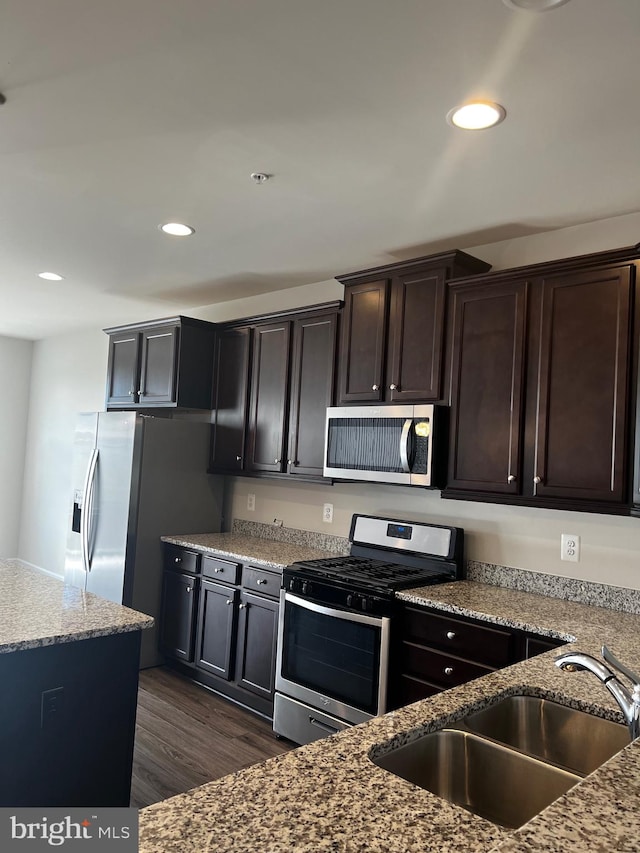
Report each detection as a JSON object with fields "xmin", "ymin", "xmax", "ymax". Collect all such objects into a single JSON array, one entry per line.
[
  {"xmin": 301, "ymin": 581, "xmax": 311, "ymax": 596},
  {"xmin": 361, "ymin": 597, "xmax": 369, "ymax": 612},
  {"xmin": 288, "ymin": 577, "xmax": 298, "ymax": 593},
  {"xmin": 346, "ymin": 593, "xmax": 354, "ymax": 608}
]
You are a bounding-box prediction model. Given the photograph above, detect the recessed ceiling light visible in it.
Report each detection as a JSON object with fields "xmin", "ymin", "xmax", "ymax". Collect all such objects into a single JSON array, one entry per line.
[
  {"xmin": 447, "ymin": 101, "xmax": 506, "ymax": 130},
  {"xmin": 159, "ymin": 222, "xmax": 195, "ymax": 237},
  {"xmin": 502, "ymin": 0, "xmax": 570, "ymax": 11},
  {"xmin": 38, "ymin": 271, "xmax": 64, "ymax": 281}
]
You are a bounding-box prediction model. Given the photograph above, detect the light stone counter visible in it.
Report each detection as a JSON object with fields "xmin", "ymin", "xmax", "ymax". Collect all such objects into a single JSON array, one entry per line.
[
  {"xmin": 139, "ymin": 579, "xmax": 640, "ymax": 852},
  {"xmin": 0, "ymin": 559, "xmax": 153, "ymax": 653},
  {"xmin": 160, "ymin": 531, "xmax": 348, "ymax": 570}
]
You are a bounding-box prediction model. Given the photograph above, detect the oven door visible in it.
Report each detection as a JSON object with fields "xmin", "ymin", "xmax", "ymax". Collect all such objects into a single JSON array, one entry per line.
[{"xmin": 275, "ymin": 590, "xmax": 391, "ymax": 725}]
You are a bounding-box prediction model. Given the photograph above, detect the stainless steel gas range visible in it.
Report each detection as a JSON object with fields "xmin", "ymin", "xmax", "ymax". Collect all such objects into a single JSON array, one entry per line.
[{"xmin": 273, "ymin": 514, "xmax": 464, "ymax": 745}]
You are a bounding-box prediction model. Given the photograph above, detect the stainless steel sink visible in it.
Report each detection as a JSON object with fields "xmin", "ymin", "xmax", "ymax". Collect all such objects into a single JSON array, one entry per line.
[
  {"xmin": 463, "ymin": 695, "xmax": 629, "ymax": 776},
  {"xmin": 372, "ymin": 728, "xmax": 581, "ymax": 829},
  {"xmin": 371, "ymin": 694, "xmax": 630, "ymax": 828}
]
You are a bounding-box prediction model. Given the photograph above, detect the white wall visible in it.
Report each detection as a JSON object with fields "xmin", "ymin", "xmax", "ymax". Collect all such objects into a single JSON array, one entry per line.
[
  {"xmin": 0, "ymin": 335, "xmax": 33, "ymax": 556},
  {"xmin": 14, "ymin": 210, "xmax": 640, "ymax": 586},
  {"xmin": 18, "ymin": 330, "xmax": 107, "ymax": 576}
]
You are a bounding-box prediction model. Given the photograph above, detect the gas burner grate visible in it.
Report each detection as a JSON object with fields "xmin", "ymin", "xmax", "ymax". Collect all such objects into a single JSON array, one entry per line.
[{"xmin": 292, "ymin": 555, "xmax": 450, "ymax": 592}]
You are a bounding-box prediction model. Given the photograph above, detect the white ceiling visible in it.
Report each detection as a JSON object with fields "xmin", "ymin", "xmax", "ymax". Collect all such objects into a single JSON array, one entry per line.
[{"xmin": 1, "ymin": 0, "xmax": 639, "ymax": 339}]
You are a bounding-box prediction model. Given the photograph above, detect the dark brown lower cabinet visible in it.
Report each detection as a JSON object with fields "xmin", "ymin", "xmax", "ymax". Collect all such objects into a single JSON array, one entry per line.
[
  {"xmin": 159, "ymin": 570, "xmax": 199, "ymax": 663},
  {"xmin": 391, "ymin": 603, "xmax": 566, "ymax": 709},
  {"xmin": 235, "ymin": 591, "xmax": 279, "ymax": 700},
  {"xmin": 160, "ymin": 544, "xmax": 281, "ymax": 719},
  {"xmin": 196, "ymin": 580, "xmax": 238, "ymax": 678}
]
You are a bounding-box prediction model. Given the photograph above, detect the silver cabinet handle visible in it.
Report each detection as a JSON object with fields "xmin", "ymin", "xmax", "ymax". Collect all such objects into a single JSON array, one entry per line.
[
  {"xmin": 239, "ymin": 603, "xmax": 247, "ymax": 609},
  {"xmin": 507, "ymin": 474, "xmax": 516, "ymax": 483},
  {"xmin": 138, "ymin": 388, "xmax": 145, "ymax": 396},
  {"xmin": 236, "ymin": 455, "xmax": 242, "ymax": 462},
  {"xmin": 372, "ymin": 384, "xmax": 379, "ymax": 391},
  {"xmin": 256, "ymin": 578, "xmax": 267, "ymax": 585},
  {"xmin": 174, "ymin": 556, "xmax": 182, "ymax": 563},
  {"xmin": 274, "ymin": 458, "xmax": 281, "ymax": 464},
  {"xmin": 287, "ymin": 459, "xmax": 292, "ymax": 465},
  {"xmin": 446, "ymin": 631, "xmax": 456, "ymax": 640},
  {"xmin": 226, "ymin": 599, "xmax": 233, "ymax": 605},
  {"xmin": 185, "ymin": 586, "xmax": 192, "ymax": 593},
  {"xmin": 214, "ymin": 567, "xmax": 223, "ymax": 573},
  {"xmin": 533, "ymin": 476, "xmax": 542, "ymax": 484},
  {"xmin": 128, "ymin": 388, "xmax": 134, "ymax": 395},
  {"xmin": 444, "ymin": 666, "xmax": 454, "ymax": 676},
  {"xmin": 389, "ymin": 383, "xmax": 397, "ymax": 391}
]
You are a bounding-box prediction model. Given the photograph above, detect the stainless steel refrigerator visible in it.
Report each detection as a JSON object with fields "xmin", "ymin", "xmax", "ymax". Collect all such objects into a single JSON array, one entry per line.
[{"xmin": 64, "ymin": 411, "xmax": 223, "ymax": 668}]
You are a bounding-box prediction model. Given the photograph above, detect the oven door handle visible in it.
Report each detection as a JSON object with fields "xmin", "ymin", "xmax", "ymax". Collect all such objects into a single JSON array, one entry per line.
[{"xmin": 283, "ymin": 592, "xmax": 386, "ymax": 628}]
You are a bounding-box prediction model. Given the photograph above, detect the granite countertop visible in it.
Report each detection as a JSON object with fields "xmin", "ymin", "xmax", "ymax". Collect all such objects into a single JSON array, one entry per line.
[
  {"xmin": 0, "ymin": 559, "xmax": 154, "ymax": 654},
  {"xmin": 160, "ymin": 531, "xmax": 347, "ymax": 570},
  {"xmin": 139, "ymin": 579, "xmax": 640, "ymax": 853}
]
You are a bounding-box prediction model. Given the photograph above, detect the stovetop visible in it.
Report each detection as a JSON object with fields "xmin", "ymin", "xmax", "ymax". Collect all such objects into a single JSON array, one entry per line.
[{"xmin": 289, "ymin": 555, "xmax": 452, "ymax": 594}]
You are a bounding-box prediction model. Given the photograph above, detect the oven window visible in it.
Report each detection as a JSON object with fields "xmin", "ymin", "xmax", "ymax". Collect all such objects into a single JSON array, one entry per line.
[
  {"xmin": 281, "ymin": 600, "xmax": 382, "ymax": 715},
  {"xmin": 326, "ymin": 417, "xmax": 430, "ymax": 475}
]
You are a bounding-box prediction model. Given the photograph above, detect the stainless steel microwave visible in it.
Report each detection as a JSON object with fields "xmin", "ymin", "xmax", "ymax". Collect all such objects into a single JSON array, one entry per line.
[{"xmin": 323, "ymin": 404, "xmax": 444, "ymax": 487}]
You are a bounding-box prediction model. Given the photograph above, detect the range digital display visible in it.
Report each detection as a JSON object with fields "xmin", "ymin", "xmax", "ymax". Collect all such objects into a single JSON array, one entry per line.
[{"xmin": 387, "ymin": 523, "xmax": 412, "ymax": 540}]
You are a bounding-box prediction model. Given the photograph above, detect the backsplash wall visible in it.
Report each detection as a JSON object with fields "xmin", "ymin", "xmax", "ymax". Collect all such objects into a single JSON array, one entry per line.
[{"xmin": 224, "ymin": 476, "xmax": 640, "ymax": 591}]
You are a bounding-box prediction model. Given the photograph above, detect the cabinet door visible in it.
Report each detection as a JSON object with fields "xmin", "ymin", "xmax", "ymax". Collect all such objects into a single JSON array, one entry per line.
[
  {"xmin": 139, "ymin": 324, "xmax": 179, "ymax": 404},
  {"xmin": 337, "ymin": 279, "xmax": 389, "ymax": 403},
  {"xmin": 532, "ymin": 266, "xmax": 632, "ymax": 502},
  {"xmin": 447, "ymin": 281, "xmax": 527, "ymax": 493},
  {"xmin": 195, "ymin": 580, "xmax": 238, "ymax": 679},
  {"xmin": 247, "ymin": 322, "xmax": 291, "ymax": 473},
  {"xmin": 210, "ymin": 328, "xmax": 251, "ymax": 472},
  {"xmin": 106, "ymin": 331, "xmax": 141, "ymax": 406},
  {"xmin": 159, "ymin": 571, "xmax": 199, "ymax": 663},
  {"xmin": 287, "ymin": 312, "xmax": 337, "ymax": 477},
  {"xmin": 235, "ymin": 591, "xmax": 279, "ymax": 700},
  {"xmin": 387, "ymin": 268, "xmax": 446, "ymax": 402}
]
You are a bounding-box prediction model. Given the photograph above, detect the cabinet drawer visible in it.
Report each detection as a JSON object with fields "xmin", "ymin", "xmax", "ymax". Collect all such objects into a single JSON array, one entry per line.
[
  {"xmin": 402, "ymin": 606, "xmax": 513, "ymax": 668},
  {"xmin": 402, "ymin": 641, "xmax": 493, "ymax": 689},
  {"xmin": 242, "ymin": 566, "xmax": 281, "ymax": 599},
  {"xmin": 202, "ymin": 555, "xmax": 242, "ymax": 585},
  {"xmin": 163, "ymin": 544, "xmax": 201, "ymax": 575}
]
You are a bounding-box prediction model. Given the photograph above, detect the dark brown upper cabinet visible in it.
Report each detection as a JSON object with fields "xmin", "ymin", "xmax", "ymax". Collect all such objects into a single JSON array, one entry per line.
[
  {"xmin": 104, "ymin": 316, "xmax": 216, "ymax": 410},
  {"xmin": 210, "ymin": 303, "xmax": 339, "ymax": 480},
  {"xmin": 444, "ymin": 247, "xmax": 638, "ymax": 513},
  {"xmin": 247, "ymin": 321, "xmax": 292, "ymax": 474},
  {"xmin": 447, "ymin": 279, "xmax": 528, "ymax": 494},
  {"xmin": 336, "ymin": 251, "xmax": 491, "ymax": 404},
  {"xmin": 209, "ymin": 327, "xmax": 252, "ymax": 473}
]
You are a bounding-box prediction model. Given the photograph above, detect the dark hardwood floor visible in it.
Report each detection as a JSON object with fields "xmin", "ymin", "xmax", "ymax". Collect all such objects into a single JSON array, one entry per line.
[{"xmin": 130, "ymin": 666, "xmax": 293, "ymax": 809}]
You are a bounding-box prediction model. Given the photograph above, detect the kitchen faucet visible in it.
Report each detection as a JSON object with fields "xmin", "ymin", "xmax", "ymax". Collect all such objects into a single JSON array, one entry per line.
[{"xmin": 555, "ymin": 645, "xmax": 640, "ymax": 741}]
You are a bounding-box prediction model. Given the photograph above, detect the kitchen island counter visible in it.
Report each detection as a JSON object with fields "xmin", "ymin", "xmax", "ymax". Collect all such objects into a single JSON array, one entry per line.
[
  {"xmin": 140, "ymin": 579, "xmax": 640, "ymax": 852},
  {"xmin": 0, "ymin": 558, "xmax": 153, "ymax": 653},
  {"xmin": 0, "ymin": 558, "xmax": 152, "ymax": 807}
]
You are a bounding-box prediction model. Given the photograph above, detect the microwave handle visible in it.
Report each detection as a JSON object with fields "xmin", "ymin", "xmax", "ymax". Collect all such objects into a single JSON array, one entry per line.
[{"xmin": 400, "ymin": 419, "xmax": 412, "ymax": 473}]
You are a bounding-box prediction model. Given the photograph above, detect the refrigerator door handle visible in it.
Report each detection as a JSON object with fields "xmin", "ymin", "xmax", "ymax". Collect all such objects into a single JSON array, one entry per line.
[{"xmin": 81, "ymin": 448, "xmax": 99, "ymax": 574}]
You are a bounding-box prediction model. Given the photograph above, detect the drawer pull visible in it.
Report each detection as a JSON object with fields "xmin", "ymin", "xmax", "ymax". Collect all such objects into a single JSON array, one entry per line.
[
  {"xmin": 174, "ymin": 557, "xmax": 182, "ymax": 563},
  {"xmin": 256, "ymin": 578, "xmax": 268, "ymax": 585},
  {"xmin": 239, "ymin": 603, "xmax": 246, "ymax": 610},
  {"xmin": 185, "ymin": 586, "xmax": 192, "ymax": 593},
  {"xmin": 214, "ymin": 567, "xmax": 223, "ymax": 573},
  {"xmin": 444, "ymin": 666, "xmax": 454, "ymax": 676},
  {"xmin": 226, "ymin": 599, "xmax": 233, "ymax": 605},
  {"xmin": 446, "ymin": 631, "xmax": 456, "ymax": 640}
]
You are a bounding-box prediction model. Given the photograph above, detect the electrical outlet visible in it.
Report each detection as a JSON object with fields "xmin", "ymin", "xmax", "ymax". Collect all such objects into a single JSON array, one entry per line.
[
  {"xmin": 247, "ymin": 493, "xmax": 255, "ymax": 512},
  {"xmin": 561, "ymin": 533, "xmax": 580, "ymax": 562},
  {"xmin": 41, "ymin": 687, "xmax": 64, "ymax": 730},
  {"xmin": 323, "ymin": 503, "xmax": 333, "ymax": 524}
]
